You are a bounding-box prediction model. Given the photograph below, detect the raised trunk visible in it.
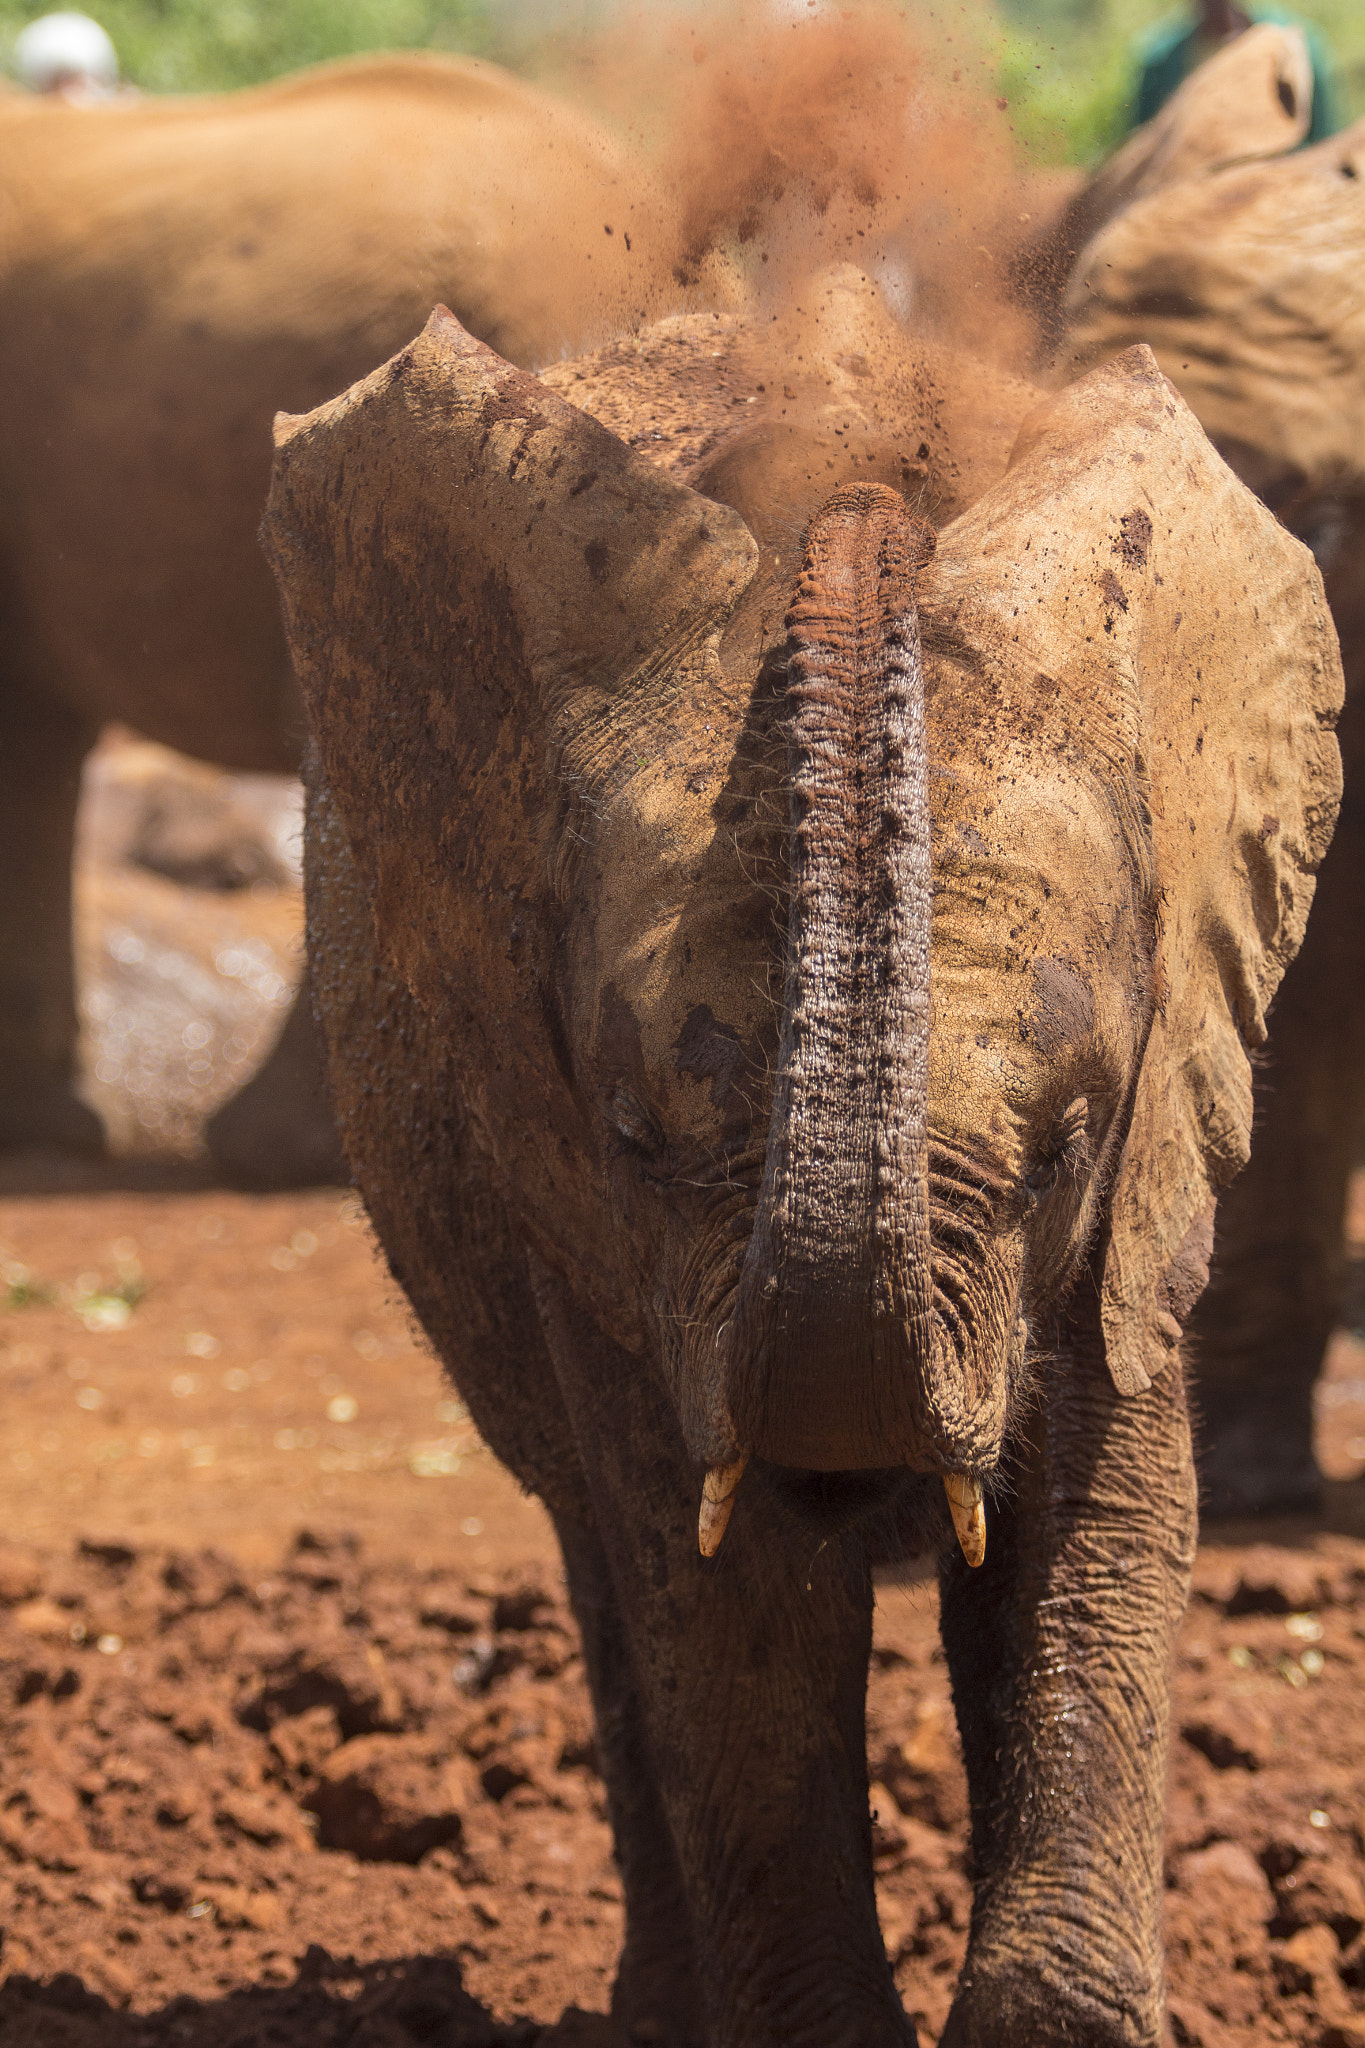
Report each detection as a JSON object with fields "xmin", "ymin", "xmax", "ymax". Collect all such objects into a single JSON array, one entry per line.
[{"xmin": 724, "ymin": 483, "xmax": 991, "ymax": 1472}]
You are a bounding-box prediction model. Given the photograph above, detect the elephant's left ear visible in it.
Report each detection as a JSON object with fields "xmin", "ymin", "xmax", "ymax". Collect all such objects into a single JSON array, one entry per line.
[
  {"xmin": 925, "ymin": 345, "xmax": 1343, "ymax": 1397},
  {"xmin": 1056, "ymin": 350, "xmax": 1339, "ymax": 1394},
  {"xmin": 261, "ymin": 305, "xmax": 758, "ymax": 1016}
]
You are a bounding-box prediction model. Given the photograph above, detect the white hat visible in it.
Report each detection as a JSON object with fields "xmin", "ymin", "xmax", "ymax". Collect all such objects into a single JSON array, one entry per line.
[{"xmin": 14, "ymin": 12, "xmax": 119, "ymax": 93}]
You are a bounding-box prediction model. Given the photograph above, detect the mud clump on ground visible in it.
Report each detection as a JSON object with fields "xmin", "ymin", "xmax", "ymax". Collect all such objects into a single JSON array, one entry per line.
[
  {"xmin": 0, "ymin": 1519, "xmax": 1360, "ymax": 2043},
  {"xmin": 0, "ymin": 1527, "xmax": 613, "ymax": 2043}
]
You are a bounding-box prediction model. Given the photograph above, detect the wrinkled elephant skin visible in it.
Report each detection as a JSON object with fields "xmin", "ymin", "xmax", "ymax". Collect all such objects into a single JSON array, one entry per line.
[
  {"xmin": 263, "ymin": 308, "xmax": 1340, "ymax": 2045},
  {"xmin": 0, "ymin": 53, "xmax": 678, "ymax": 1176}
]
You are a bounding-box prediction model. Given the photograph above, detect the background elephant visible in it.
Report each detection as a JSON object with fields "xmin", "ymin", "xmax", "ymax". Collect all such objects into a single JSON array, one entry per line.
[
  {"xmin": 262, "ymin": 294, "xmax": 1338, "ymax": 2046},
  {"xmin": 0, "ymin": 50, "xmax": 687, "ymax": 1182},
  {"xmin": 1015, "ymin": 21, "xmax": 1316, "ymax": 345},
  {"xmin": 1055, "ymin": 41, "xmax": 1365, "ymax": 1515}
]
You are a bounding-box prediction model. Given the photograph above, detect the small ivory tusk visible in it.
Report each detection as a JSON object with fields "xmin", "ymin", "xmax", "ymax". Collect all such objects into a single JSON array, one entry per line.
[
  {"xmin": 943, "ymin": 1472, "xmax": 986, "ymax": 1568},
  {"xmin": 698, "ymin": 1456, "xmax": 749, "ymax": 1557}
]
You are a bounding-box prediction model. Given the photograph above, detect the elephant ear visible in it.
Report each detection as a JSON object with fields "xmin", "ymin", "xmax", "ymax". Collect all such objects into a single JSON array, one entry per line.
[
  {"xmin": 1025, "ymin": 24, "xmax": 1311, "ymax": 336},
  {"xmin": 262, "ymin": 306, "xmax": 758, "ymax": 1013},
  {"xmin": 1080, "ymin": 20, "xmax": 1310, "ymax": 215},
  {"xmin": 1062, "ymin": 116, "xmax": 1365, "ymax": 499},
  {"xmin": 921, "ymin": 345, "xmax": 1342, "ymax": 1397}
]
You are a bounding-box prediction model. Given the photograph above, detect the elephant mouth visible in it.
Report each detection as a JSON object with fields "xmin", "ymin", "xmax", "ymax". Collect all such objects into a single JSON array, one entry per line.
[
  {"xmin": 755, "ymin": 1461, "xmax": 918, "ymax": 1539},
  {"xmin": 699, "ymin": 1436, "xmax": 991, "ymax": 1567}
]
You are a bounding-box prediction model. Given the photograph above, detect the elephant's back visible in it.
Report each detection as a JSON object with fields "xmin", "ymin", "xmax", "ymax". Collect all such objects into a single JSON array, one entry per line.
[
  {"xmin": 1062, "ymin": 122, "xmax": 1365, "ymax": 497},
  {"xmin": 0, "ymin": 50, "xmax": 678, "ymax": 372},
  {"xmin": 0, "ymin": 50, "xmax": 684, "ymax": 756}
]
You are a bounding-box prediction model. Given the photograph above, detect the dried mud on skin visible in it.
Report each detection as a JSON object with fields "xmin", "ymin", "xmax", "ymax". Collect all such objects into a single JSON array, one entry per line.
[{"xmin": 0, "ymin": 1533, "xmax": 1359, "ymax": 2045}]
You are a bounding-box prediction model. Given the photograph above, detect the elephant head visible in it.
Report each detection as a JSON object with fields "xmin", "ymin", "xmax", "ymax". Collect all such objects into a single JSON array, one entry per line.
[
  {"xmin": 1016, "ymin": 21, "xmax": 1315, "ymax": 347},
  {"xmin": 264, "ymin": 310, "xmax": 1340, "ymax": 1558},
  {"xmin": 1059, "ymin": 94, "xmax": 1365, "ymax": 514}
]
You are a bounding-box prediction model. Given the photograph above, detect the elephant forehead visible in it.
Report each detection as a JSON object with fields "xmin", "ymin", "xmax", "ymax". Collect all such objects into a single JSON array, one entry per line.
[
  {"xmin": 591, "ymin": 888, "xmax": 777, "ymax": 1132},
  {"xmin": 927, "ymin": 767, "xmax": 1148, "ymax": 1144},
  {"xmin": 931, "ymin": 754, "xmax": 1144, "ymax": 961}
]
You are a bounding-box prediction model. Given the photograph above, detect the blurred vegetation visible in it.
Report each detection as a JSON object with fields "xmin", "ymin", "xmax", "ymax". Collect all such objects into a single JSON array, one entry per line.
[
  {"xmin": 0, "ymin": 0, "xmax": 1358, "ymax": 161},
  {"xmin": 0, "ymin": 0, "xmax": 495, "ymax": 92}
]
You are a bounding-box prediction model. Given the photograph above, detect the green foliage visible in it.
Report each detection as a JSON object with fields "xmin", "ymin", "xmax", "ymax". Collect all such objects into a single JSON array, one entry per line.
[
  {"xmin": 0, "ymin": 0, "xmax": 496, "ymax": 94},
  {"xmin": 0, "ymin": 1253, "xmax": 143, "ymax": 1325},
  {"xmin": 2, "ymin": 1261, "xmax": 51, "ymax": 1311},
  {"xmin": 1297, "ymin": 0, "xmax": 1365, "ymax": 121}
]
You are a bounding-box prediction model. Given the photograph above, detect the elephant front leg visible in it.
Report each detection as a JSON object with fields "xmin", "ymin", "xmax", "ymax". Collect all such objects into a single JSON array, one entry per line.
[
  {"xmin": 553, "ymin": 1510, "xmax": 706, "ymax": 2048},
  {"xmin": 592, "ymin": 1473, "xmax": 912, "ymax": 2048},
  {"xmin": 938, "ymin": 1302, "xmax": 1196, "ymax": 2048},
  {"xmin": 533, "ymin": 1273, "xmax": 915, "ymax": 2048},
  {"xmin": 0, "ymin": 689, "xmax": 103, "ymax": 1154}
]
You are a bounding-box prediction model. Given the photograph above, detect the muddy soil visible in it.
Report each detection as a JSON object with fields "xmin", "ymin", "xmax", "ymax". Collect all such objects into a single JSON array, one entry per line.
[
  {"xmin": 0, "ymin": 1381, "xmax": 1362, "ymax": 2048},
  {"xmin": 0, "ymin": 735, "xmax": 1361, "ymax": 2045}
]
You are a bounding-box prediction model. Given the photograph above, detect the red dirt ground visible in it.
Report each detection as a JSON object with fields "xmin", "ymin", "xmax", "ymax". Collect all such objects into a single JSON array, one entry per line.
[{"xmin": 0, "ymin": 739, "xmax": 1361, "ymax": 2045}]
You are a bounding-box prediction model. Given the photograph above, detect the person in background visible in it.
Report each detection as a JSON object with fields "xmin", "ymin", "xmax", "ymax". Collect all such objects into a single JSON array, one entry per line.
[
  {"xmin": 13, "ymin": 11, "xmax": 122, "ymax": 101},
  {"xmin": 1133, "ymin": 0, "xmax": 1339, "ymax": 140}
]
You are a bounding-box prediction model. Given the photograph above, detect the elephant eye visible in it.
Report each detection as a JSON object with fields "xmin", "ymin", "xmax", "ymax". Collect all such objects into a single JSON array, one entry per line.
[
  {"xmin": 1024, "ymin": 1097, "xmax": 1090, "ymax": 1196},
  {"xmin": 1055, "ymin": 1096, "xmax": 1089, "ymax": 1149},
  {"xmin": 610, "ymin": 1085, "xmax": 665, "ymax": 1155}
]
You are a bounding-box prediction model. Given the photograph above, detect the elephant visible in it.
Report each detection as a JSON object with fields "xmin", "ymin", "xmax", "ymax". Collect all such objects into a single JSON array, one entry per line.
[
  {"xmin": 1053, "ymin": 41, "xmax": 1365, "ymax": 1515},
  {"xmin": 0, "ymin": 50, "xmax": 686, "ymax": 1181},
  {"xmin": 1015, "ymin": 21, "xmax": 1317, "ymax": 348},
  {"xmin": 259, "ymin": 289, "xmax": 1339, "ymax": 2048}
]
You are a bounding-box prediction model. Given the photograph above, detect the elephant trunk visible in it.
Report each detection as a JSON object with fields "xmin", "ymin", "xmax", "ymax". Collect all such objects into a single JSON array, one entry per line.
[{"xmin": 722, "ymin": 484, "xmax": 977, "ymax": 1472}]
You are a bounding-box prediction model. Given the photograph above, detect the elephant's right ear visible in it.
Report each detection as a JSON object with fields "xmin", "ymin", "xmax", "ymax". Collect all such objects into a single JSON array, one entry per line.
[
  {"xmin": 921, "ymin": 346, "xmax": 1342, "ymax": 1399},
  {"xmin": 262, "ymin": 307, "xmax": 758, "ymax": 1008}
]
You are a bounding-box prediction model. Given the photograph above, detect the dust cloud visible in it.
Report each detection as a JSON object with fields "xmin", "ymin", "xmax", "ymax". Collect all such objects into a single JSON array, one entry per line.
[{"xmin": 523, "ymin": 0, "xmax": 1049, "ymax": 376}]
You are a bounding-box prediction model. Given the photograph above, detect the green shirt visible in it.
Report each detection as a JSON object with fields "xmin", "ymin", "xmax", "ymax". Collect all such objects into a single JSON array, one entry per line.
[{"xmin": 1132, "ymin": 5, "xmax": 1340, "ymax": 141}]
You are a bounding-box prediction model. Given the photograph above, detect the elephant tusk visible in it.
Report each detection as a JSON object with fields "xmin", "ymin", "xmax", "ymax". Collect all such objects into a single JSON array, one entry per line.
[
  {"xmin": 943, "ymin": 1472, "xmax": 986, "ymax": 1568},
  {"xmin": 698, "ymin": 1456, "xmax": 749, "ymax": 1557}
]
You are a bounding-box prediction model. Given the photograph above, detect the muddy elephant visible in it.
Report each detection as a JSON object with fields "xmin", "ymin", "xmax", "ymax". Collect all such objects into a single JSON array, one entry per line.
[
  {"xmin": 0, "ymin": 51, "xmax": 684, "ymax": 1182},
  {"xmin": 1016, "ymin": 21, "xmax": 1318, "ymax": 346},
  {"xmin": 260, "ymin": 291, "xmax": 1338, "ymax": 2047},
  {"xmin": 1054, "ymin": 42, "xmax": 1365, "ymax": 1514}
]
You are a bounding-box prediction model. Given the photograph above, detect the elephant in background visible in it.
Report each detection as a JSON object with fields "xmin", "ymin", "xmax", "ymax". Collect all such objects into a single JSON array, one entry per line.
[
  {"xmin": 1053, "ymin": 40, "xmax": 1365, "ymax": 1515},
  {"xmin": 1016, "ymin": 20, "xmax": 1317, "ymax": 345},
  {"xmin": 0, "ymin": 51, "xmax": 690, "ymax": 1182},
  {"xmin": 262, "ymin": 297, "xmax": 1338, "ymax": 2046}
]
